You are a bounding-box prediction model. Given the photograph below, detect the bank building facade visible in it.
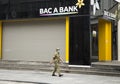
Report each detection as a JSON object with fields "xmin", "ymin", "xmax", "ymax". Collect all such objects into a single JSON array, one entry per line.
[{"xmin": 0, "ymin": 0, "xmax": 118, "ymax": 65}]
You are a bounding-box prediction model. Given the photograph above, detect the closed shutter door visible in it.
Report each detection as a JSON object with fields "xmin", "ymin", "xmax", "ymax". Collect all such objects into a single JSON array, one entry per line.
[{"xmin": 2, "ymin": 19, "xmax": 65, "ymax": 61}]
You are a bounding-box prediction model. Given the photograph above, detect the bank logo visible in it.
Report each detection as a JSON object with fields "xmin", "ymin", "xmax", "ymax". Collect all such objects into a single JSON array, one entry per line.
[
  {"xmin": 91, "ymin": 0, "xmax": 100, "ymax": 15},
  {"xmin": 39, "ymin": 0, "xmax": 85, "ymax": 16},
  {"xmin": 76, "ymin": 0, "xmax": 85, "ymax": 8}
]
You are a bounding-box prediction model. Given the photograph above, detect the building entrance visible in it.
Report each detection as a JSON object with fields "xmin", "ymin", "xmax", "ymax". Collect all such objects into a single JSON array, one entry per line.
[
  {"xmin": 91, "ymin": 24, "xmax": 98, "ymax": 62},
  {"xmin": 91, "ymin": 18, "xmax": 117, "ymax": 62}
]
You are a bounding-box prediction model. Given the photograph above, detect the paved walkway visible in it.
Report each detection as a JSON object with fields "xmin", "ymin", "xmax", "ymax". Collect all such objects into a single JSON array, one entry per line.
[{"xmin": 0, "ymin": 69, "xmax": 120, "ymax": 84}]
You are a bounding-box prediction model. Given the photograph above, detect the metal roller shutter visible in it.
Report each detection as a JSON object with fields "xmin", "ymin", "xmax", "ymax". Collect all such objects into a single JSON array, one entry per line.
[{"xmin": 2, "ymin": 19, "xmax": 65, "ymax": 61}]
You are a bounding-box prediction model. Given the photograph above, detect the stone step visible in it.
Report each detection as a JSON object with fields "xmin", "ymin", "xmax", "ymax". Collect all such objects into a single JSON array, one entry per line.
[
  {"xmin": 0, "ymin": 60, "xmax": 69, "ymax": 71},
  {"xmin": 91, "ymin": 61, "xmax": 120, "ymax": 72},
  {"xmin": 0, "ymin": 60, "xmax": 120, "ymax": 77}
]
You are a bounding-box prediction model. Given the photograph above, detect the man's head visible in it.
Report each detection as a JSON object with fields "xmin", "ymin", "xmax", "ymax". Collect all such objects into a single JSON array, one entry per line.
[{"xmin": 56, "ymin": 48, "xmax": 60, "ymax": 51}]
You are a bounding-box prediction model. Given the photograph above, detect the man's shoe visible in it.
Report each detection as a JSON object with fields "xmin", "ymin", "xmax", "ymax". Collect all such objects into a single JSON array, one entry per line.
[
  {"xmin": 52, "ymin": 74, "xmax": 57, "ymax": 76},
  {"xmin": 59, "ymin": 74, "xmax": 63, "ymax": 77}
]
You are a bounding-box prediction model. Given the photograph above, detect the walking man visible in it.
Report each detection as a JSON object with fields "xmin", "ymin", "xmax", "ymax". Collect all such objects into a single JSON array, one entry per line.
[{"xmin": 50, "ymin": 48, "xmax": 63, "ymax": 77}]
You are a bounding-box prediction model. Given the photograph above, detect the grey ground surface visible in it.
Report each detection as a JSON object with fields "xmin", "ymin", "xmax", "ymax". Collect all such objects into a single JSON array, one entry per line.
[{"xmin": 0, "ymin": 69, "xmax": 119, "ymax": 84}]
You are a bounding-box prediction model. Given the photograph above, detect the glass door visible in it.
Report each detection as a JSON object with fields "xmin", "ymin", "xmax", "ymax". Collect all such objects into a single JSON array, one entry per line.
[{"xmin": 91, "ymin": 24, "xmax": 98, "ymax": 62}]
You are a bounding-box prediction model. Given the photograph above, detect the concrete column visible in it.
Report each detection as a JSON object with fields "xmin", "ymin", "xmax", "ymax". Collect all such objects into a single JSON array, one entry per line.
[
  {"xmin": 118, "ymin": 4, "xmax": 120, "ymax": 61},
  {"xmin": 118, "ymin": 20, "xmax": 120, "ymax": 61},
  {"xmin": 98, "ymin": 19, "xmax": 112, "ymax": 61},
  {"xmin": 65, "ymin": 17, "xmax": 69, "ymax": 63},
  {"xmin": 0, "ymin": 21, "xmax": 2, "ymax": 59}
]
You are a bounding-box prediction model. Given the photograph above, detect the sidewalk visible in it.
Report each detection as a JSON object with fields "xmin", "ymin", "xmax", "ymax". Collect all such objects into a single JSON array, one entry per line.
[{"xmin": 0, "ymin": 69, "xmax": 120, "ymax": 84}]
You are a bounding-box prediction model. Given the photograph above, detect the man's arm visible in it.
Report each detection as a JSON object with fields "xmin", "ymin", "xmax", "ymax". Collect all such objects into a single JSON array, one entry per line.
[{"xmin": 60, "ymin": 57, "xmax": 64, "ymax": 63}]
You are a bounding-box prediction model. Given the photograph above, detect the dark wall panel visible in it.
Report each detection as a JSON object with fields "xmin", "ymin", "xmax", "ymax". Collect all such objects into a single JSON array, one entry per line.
[{"xmin": 69, "ymin": 16, "xmax": 91, "ymax": 65}]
